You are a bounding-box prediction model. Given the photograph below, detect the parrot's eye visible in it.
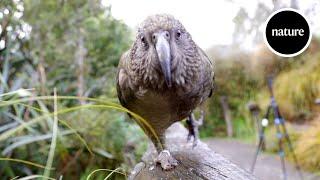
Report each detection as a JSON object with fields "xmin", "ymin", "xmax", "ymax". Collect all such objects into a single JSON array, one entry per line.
[{"xmin": 140, "ymin": 35, "xmax": 148, "ymax": 49}]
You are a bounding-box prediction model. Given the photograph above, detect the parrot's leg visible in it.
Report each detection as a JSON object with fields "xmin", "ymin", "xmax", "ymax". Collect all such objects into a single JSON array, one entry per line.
[
  {"xmin": 154, "ymin": 135, "xmax": 178, "ymax": 170},
  {"xmin": 186, "ymin": 111, "xmax": 204, "ymax": 147}
]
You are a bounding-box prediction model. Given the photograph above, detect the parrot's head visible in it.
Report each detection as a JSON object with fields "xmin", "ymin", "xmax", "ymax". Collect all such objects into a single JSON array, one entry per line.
[{"xmin": 130, "ymin": 14, "xmax": 198, "ymax": 88}]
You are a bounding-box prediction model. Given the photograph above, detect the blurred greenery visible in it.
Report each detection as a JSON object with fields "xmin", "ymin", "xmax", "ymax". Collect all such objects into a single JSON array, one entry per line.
[
  {"xmin": 1, "ymin": 0, "xmax": 320, "ymax": 179},
  {"xmin": 0, "ymin": 0, "xmax": 144, "ymax": 179},
  {"xmin": 296, "ymin": 118, "xmax": 320, "ymax": 172}
]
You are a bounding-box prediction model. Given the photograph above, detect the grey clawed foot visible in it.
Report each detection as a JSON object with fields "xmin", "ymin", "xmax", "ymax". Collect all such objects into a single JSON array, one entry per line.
[
  {"xmin": 187, "ymin": 130, "xmax": 199, "ymax": 147},
  {"xmin": 186, "ymin": 111, "xmax": 204, "ymax": 148},
  {"xmin": 156, "ymin": 150, "xmax": 178, "ymax": 170}
]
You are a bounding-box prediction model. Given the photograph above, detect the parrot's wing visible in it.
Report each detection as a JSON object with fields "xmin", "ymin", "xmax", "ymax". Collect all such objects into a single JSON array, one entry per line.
[
  {"xmin": 197, "ymin": 46, "xmax": 215, "ymax": 97},
  {"xmin": 116, "ymin": 51, "xmax": 135, "ymax": 109},
  {"xmin": 198, "ymin": 46, "xmax": 213, "ymax": 67}
]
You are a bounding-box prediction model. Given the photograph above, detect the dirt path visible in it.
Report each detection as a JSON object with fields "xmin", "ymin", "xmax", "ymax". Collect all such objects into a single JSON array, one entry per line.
[{"xmin": 204, "ymin": 138, "xmax": 319, "ymax": 180}]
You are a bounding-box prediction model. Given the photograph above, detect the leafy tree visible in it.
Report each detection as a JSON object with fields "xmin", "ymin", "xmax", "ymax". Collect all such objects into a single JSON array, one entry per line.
[
  {"xmin": 0, "ymin": 1, "xmax": 138, "ymax": 179},
  {"xmin": 23, "ymin": 0, "xmax": 132, "ymax": 100}
]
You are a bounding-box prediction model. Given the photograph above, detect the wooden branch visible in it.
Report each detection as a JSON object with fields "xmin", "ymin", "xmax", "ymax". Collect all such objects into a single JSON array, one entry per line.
[
  {"xmin": 129, "ymin": 123, "xmax": 256, "ymax": 180},
  {"xmin": 220, "ymin": 96, "xmax": 233, "ymax": 137}
]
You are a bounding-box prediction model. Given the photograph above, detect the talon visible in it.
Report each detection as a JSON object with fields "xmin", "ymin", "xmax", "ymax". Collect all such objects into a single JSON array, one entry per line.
[
  {"xmin": 192, "ymin": 138, "xmax": 198, "ymax": 148},
  {"xmin": 156, "ymin": 150, "xmax": 178, "ymax": 170}
]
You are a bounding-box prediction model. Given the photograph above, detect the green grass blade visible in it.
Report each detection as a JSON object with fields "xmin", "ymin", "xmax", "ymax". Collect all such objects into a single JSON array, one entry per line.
[
  {"xmin": 0, "ymin": 158, "xmax": 54, "ymax": 170},
  {"xmin": 0, "ymin": 88, "xmax": 34, "ymax": 98},
  {"xmin": 16, "ymin": 175, "xmax": 56, "ymax": 180},
  {"xmin": 86, "ymin": 168, "xmax": 126, "ymax": 180},
  {"xmin": 0, "ymin": 96, "xmax": 162, "ymax": 149},
  {"xmin": 43, "ymin": 89, "xmax": 58, "ymax": 178},
  {"xmin": 0, "ymin": 96, "xmax": 118, "ymax": 107},
  {"xmin": 15, "ymin": 102, "xmax": 44, "ymax": 113},
  {"xmin": 58, "ymin": 119, "xmax": 93, "ymax": 155},
  {"xmin": 3, "ymin": 112, "xmax": 37, "ymax": 134},
  {"xmin": 0, "ymin": 122, "xmax": 19, "ymax": 133},
  {"xmin": 2, "ymin": 130, "xmax": 74, "ymax": 155},
  {"xmin": 103, "ymin": 167, "xmax": 122, "ymax": 180},
  {"xmin": 92, "ymin": 148, "xmax": 113, "ymax": 159}
]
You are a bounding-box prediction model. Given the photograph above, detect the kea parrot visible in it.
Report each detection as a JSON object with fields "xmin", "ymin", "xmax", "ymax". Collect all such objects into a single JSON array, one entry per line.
[{"xmin": 116, "ymin": 14, "xmax": 214, "ymax": 170}]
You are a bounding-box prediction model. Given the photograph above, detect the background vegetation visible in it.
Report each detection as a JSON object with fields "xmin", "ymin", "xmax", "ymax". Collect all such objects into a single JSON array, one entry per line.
[{"xmin": 0, "ymin": 0, "xmax": 319, "ymax": 179}]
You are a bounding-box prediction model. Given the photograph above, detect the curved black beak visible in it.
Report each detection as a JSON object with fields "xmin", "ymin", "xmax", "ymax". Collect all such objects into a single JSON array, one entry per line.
[{"xmin": 155, "ymin": 32, "xmax": 172, "ymax": 88}]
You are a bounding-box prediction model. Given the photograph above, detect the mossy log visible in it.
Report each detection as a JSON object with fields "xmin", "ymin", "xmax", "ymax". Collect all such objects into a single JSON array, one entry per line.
[{"xmin": 129, "ymin": 123, "xmax": 256, "ymax": 180}]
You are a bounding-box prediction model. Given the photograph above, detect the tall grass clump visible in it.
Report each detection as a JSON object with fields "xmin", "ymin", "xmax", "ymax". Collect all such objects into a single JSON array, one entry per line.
[
  {"xmin": 296, "ymin": 116, "xmax": 320, "ymax": 172},
  {"xmin": 274, "ymin": 52, "xmax": 320, "ymax": 120},
  {"xmin": 0, "ymin": 92, "xmax": 151, "ymax": 179},
  {"xmin": 263, "ymin": 123, "xmax": 300, "ymax": 154}
]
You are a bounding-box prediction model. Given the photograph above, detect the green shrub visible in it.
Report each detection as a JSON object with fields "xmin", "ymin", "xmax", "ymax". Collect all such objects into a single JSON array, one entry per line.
[
  {"xmin": 264, "ymin": 123, "xmax": 300, "ymax": 154},
  {"xmin": 296, "ymin": 117, "xmax": 320, "ymax": 172},
  {"xmin": 274, "ymin": 52, "xmax": 320, "ymax": 120}
]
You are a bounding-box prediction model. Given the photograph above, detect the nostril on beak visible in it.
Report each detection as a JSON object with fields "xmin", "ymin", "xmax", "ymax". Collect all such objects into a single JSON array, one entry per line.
[
  {"xmin": 164, "ymin": 31, "xmax": 169, "ymax": 38},
  {"xmin": 153, "ymin": 31, "xmax": 170, "ymax": 44}
]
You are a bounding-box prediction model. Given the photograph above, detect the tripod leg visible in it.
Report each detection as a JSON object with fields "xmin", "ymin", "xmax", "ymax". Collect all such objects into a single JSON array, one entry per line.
[
  {"xmin": 268, "ymin": 77, "xmax": 302, "ymax": 179},
  {"xmin": 251, "ymin": 106, "xmax": 270, "ymax": 172},
  {"xmin": 280, "ymin": 119, "xmax": 304, "ymax": 180},
  {"xmin": 250, "ymin": 134, "xmax": 265, "ymax": 173},
  {"xmin": 275, "ymin": 118, "xmax": 287, "ymax": 180}
]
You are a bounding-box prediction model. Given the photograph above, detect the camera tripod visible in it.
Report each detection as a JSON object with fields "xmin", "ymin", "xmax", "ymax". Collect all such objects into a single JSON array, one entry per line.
[{"xmin": 250, "ymin": 77, "xmax": 303, "ymax": 180}]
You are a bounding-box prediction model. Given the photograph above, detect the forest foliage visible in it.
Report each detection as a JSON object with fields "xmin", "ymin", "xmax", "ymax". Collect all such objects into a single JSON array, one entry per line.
[{"xmin": 0, "ymin": 1, "xmax": 143, "ymax": 179}]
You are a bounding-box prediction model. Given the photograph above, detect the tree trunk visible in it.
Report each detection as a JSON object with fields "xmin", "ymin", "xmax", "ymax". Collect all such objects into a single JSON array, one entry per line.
[
  {"xmin": 291, "ymin": 0, "xmax": 299, "ymax": 9},
  {"xmin": 75, "ymin": 31, "xmax": 87, "ymax": 105},
  {"xmin": 129, "ymin": 123, "xmax": 256, "ymax": 180},
  {"xmin": 220, "ymin": 96, "xmax": 233, "ymax": 137},
  {"xmin": 38, "ymin": 54, "xmax": 47, "ymax": 95},
  {"xmin": 35, "ymin": 26, "xmax": 47, "ymax": 96},
  {"xmin": 272, "ymin": 0, "xmax": 281, "ymax": 10}
]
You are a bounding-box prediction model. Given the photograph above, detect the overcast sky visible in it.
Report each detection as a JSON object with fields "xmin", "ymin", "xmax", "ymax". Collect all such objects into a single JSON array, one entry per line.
[{"xmin": 103, "ymin": 0, "xmax": 320, "ymax": 49}]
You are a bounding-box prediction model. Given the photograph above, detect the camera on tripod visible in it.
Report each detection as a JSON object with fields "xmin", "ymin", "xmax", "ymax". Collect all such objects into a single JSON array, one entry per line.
[{"xmin": 249, "ymin": 76, "xmax": 303, "ymax": 180}]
